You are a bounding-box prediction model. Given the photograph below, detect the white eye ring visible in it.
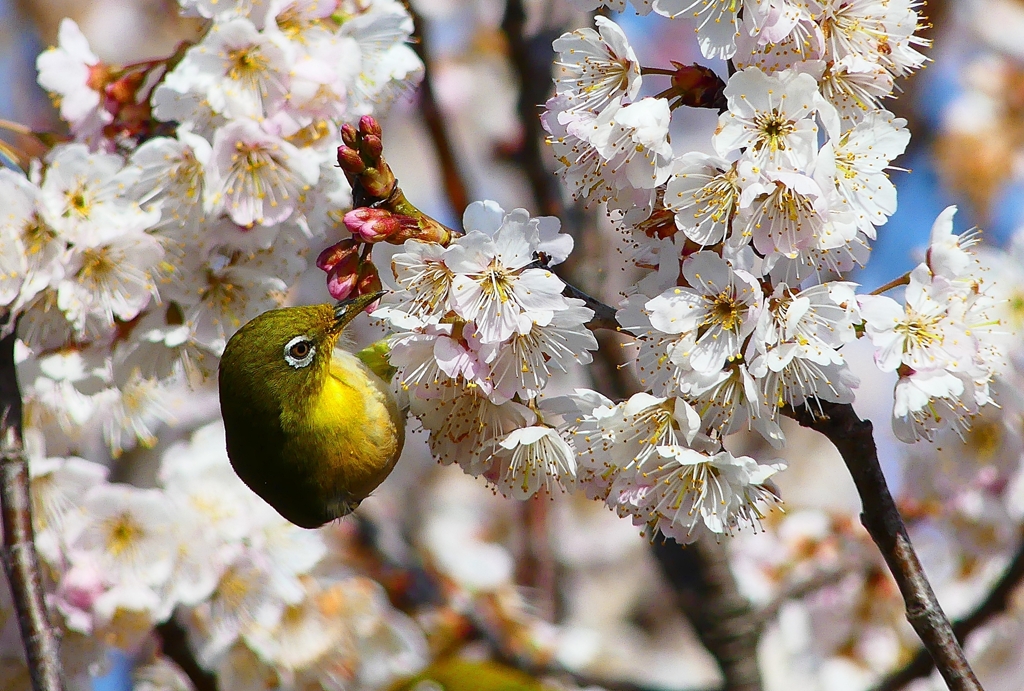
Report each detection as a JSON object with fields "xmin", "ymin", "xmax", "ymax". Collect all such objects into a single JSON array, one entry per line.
[{"xmin": 283, "ymin": 336, "xmax": 316, "ymax": 369}]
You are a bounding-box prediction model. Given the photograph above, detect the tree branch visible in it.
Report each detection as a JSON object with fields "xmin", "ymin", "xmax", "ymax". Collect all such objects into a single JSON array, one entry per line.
[
  {"xmin": 787, "ymin": 401, "xmax": 981, "ymax": 691},
  {"xmin": 652, "ymin": 536, "xmax": 763, "ymax": 691},
  {"xmin": 871, "ymin": 529, "xmax": 1024, "ymax": 691},
  {"xmin": 155, "ymin": 620, "xmax": 216, "ymax": 691},
  {"xmin": 500, "ymin": 0, "xmax": 563, "ymax": 217},
  {"xmin": 0, "ymin": 320, "xmax": 65, "ymax": 691},
  {"xmin": 408, "ymin": 7, "xmax": 471, "ymax": 219}
]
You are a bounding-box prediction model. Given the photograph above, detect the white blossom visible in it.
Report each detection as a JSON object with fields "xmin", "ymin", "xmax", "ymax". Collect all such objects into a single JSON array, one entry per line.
[
  {"xmin": 713, "ymin": 67, "xmax": 825, "ymax": 171},
  {"xmin": 56, "ymin": 231, "xmax": 164, "ymax": 338},
  {"xmin": 130, "ymin": 128, "xmax": 213, "ymax": 232},
  {"xmin": 818, "ymin": 55, "xmax": 896, "ymax": 124},
  {"xmin": 652, "ymin": 0, "xmax": 768, "ymax": 59},
  {"xmin": 71, "ymin": 484, "xmax": 177, "ymax": 589},
  {"xmin": 478, "ymin": 301, "xmax": 597, "ymax": 401},
  {"xmin": 39, "ymin": 144, "xmax": 159, "ymax": 246},
  {"xmin": 664, "ymin": 154, "xmax": 745, "ymax": 247},
  {"xmin": 177, "ymin": 18, "xmax": 292, "ymax": 120},
  {"xmin": 859, "ymin": 265, "xmax": 972, "ymax": 374},
  {"xmin": 815, "ymin": 0, "xmax": 929, "ymax": 79},
  {"xmin": 575, "ymin": 393, "xmax": 701, "ymax": 501},
  {"xmin": 815, "ymin": 110, "xmax": 909, "ymax": 239},
  {"xmin": 552, "ymin": 17, "xmax": 642, "ymax": 120},
  {"xmin": 646, "ymin": 251, "xmax": 763, "ymax": 374},
  {"xmin": 206, "ymin": 119, "xmax": 321, "ymax": 228},
  {"xmin": 412, "ymin": 385, "xmax": 535, "ymax": 476},
  {"xmin": 446, "ymin": 211, "xmax": 570, "ymax": 343},
  {"xmin": 631, "ymin": 446, "xmax": 784, "ymax": 542},
  {"xmin": 35, "ymin": 19, "xmax": 112, "ymax": 142},
  {"xmin": 494, "ymin": 425, "xmax": 578, "ymax": 499}
]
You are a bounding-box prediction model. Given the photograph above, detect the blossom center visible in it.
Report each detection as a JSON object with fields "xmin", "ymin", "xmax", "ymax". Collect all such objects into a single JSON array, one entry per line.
[
  {"xmin": 899, "ymin": 315, "xmax": 942, "ymax": 349},
  {"xmin": 752, "ymin": 109, "xmax": 797, "ymax": 154},
  {"xmin": 479, "ymin": 261, "xmax": 515, "ymax": 303},
  {"xmin": 64, "ymin": 183, "xmax": 93, "ymax": 219},
  {"xmin": 275, "ymin": 6, "xmax": 321, "ymax": 41},
  {"xmin": 23, "ymin": 215, "xmax": 57, "ymax": 256},
  {"xmin": 227, "ymin": 47, "xmax": 270, "ymax": 91},
  {"xmin": 693, "ymin": 169, "xmax": 740, "ymax": 223},
  {"xmin": 704, "ymin": 291, "xmax": 744, "ymax": 332},
  {"xmin": 78, "ymin": 248, "xmax": 116, "ymax": 283},
  {"xmin": 105, "ymin": 512, "xmax": 142, "ymax": 558},
  {"xmin": 216, "ymin": 567, "xmax": 252, "ymax": 609}
]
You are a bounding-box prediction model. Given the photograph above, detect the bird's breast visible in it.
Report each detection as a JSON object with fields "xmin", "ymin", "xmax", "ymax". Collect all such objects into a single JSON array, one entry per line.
[{"xmin": 292, "ymin": 348, "xmax": 405, "ymax": 501}]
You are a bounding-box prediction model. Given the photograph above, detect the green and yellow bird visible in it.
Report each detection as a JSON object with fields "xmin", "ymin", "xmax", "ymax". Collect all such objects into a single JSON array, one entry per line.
[{"xmin": 218, "ymin": 293, "xmax": 404, "ymax": 529}]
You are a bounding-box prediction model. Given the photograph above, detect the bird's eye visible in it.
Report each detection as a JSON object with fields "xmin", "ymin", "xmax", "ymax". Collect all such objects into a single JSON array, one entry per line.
[{"xmin": 283, "ymin": 336, "xmax": 316, "ymax": 369}]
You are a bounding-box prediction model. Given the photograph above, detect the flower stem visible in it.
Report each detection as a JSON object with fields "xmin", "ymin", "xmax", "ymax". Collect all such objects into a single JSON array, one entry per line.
[{"xmin": 870, "ymin": 272, "xmax": 912, "ymax": 295}]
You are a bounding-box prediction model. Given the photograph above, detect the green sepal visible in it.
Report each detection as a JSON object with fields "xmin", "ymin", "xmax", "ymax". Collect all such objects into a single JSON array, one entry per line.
[{"xmin": 356, "ymin": 338, "xmax": 397, "ymax": 384}]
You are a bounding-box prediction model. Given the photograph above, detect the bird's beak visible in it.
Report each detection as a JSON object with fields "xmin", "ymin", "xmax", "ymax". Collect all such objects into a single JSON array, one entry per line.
[{"xmin": 333, "ymin": 291, "xmax": 386, "ymax": 333}]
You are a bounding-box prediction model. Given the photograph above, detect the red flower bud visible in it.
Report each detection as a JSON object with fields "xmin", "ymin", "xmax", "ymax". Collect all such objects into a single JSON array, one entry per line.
[
  {"xmin": 315, "ymin": 238, "xmax": 359, "ymax": 272},
  {"xmin": 344, "ymin": 208, "xmax": 400, "ymax": 243}
]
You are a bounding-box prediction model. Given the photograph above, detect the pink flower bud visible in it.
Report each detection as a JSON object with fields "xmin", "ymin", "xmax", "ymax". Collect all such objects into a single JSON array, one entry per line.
[
  {"xmin": 326, "ymin": 254, "xmax": 360, "ymax": 301},
  {"xmin": 341, "ymin": 123, "xmax": 359, "ymax": 148},
  {"xmin": 359, "ymin": 115, "xmax": 382, "ymax": 139},
  {"xmin": 362, "ymin": 134, "xmax": 383, "ymax": 161},
  {"xmin": 316, "ymin": 238, "xmax": 359, "ymax": 272},
  {"xmin": 344, "ymin": 208, "xmax": 402, "ymax": 243},
  {"xmin": 356, "ymin": 264, "xmax": 383, "ymax": 312},
  {"xmin": 337, "ymin": 145, "xmax": 365, "ymax": 174}
]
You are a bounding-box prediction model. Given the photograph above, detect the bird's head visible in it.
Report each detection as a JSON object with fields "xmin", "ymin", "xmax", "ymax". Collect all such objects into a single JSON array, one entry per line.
[{"xmin": 219, "ymin": 292, "xmax": 383, "ymax": 408}]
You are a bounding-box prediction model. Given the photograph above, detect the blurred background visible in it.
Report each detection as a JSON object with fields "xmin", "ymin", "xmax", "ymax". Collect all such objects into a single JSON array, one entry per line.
[{"xmin": 5, "ymin": 0, "xmax": 1024, "ymax": 690}]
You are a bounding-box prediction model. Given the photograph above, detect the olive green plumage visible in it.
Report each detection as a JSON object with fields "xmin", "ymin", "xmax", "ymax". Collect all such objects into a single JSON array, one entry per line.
[
  {"xmin": 218, "ymin": 295, "xmax": 404, "ymax": 529},
  {"xmin": 387, "ymin": 658, "xmax": 554, "ymax": 691}
]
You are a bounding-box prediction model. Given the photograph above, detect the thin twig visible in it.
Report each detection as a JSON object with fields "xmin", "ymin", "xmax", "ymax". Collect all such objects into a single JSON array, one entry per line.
[
  {"xmin": 407, "ymin": 7, "xmax": 471, "ymax": 218},
  {"xmin": 753, "ymin": 556, "xmax": 872, "ymax": 633},
  {"xmin": 562, "ymin": 282, "xmax": 619, "ymax": 331},
  {"xmin": 0, "ymin": 319, "xmax": 64, "ymax": 691},
  {"xmin": 787, "ymin": 402, "xmax": 981, "ymax": 691},
  {"xmin": 871, "ymin": 530, "xmax": 1024, "ymax": 691},
  {"xmin": 500, "ymin": 0, "xmax": 563, "ymax": 217}
]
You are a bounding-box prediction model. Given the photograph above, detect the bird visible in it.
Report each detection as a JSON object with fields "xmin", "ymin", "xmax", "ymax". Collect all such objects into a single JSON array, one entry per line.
[
  {"xmin": 387, "ymin": 658, "xmax": 553, "ymax": 691},
  {"xmin": 218, "ymin": 292, "xmax": 404, "ymax": 529}
]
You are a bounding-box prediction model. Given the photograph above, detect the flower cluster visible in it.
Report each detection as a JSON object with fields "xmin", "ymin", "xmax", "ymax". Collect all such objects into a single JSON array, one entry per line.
[
  {"xmin": 375, "ymin": 201, "xmax": 598, "ymax": 499},
  {"xmin": 0, "ymin": 423, "xmax": 426, "ymax": 689},
  {"xmin": 530, "ymin": 0, "xmax": 1008, "ymax": 539},
  {"xmin": 575, "ymin": 391, "xmax": 787, "ymax": 543},
  {"xmin": 18, "ymin": 0, "xmax": 422, "ymax": 456},
  {"xmin": 2, "ymin": 0, "xmax": 426, "ymax": 686},
  {"xmin": 860, "ymin": 208, "xmax": 1006, "ymax": 442}
]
